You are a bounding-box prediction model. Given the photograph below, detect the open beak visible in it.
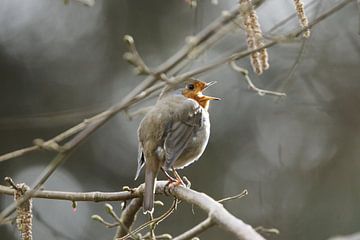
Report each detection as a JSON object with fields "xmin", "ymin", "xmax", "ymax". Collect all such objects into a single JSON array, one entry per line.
[{"xmin": 202, "ymin": 81, "xmax": 221, "ymax": 101}]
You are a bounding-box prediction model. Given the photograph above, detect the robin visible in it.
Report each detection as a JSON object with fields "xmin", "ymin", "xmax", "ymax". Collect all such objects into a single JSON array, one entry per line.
[{"xmin": 135, "ymin": 78, "xmax": 220, "ymax": 213}]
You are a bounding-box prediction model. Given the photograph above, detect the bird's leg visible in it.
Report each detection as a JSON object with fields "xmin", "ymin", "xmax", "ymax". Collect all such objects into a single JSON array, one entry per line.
[
  {"xmin": 171, "ymin": 167, "xmax": 186, "ymax": 187},
  {"xmin": 161, "ymin": 167, "xmax": 176, "ymax": 182}
]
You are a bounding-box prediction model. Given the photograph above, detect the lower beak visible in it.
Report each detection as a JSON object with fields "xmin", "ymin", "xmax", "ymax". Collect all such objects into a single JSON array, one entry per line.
[{"xmin": 203, "ymin": 95, "xmax": 221, "ymax": 101}]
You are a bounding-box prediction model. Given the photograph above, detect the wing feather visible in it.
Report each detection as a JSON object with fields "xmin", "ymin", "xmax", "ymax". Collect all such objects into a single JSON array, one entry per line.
[{"xmin": 163, "ymin": 100, "xmax": 203, "ymax": 169}]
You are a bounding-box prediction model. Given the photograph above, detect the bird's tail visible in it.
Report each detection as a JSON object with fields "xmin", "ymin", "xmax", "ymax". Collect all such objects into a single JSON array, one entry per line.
[{"xmin": 143, "ymin": 162, "xmax": 157, "ymax": 214}]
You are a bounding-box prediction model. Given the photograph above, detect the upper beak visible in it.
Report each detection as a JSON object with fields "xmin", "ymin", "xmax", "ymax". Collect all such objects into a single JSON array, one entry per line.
[
  {"xmin": 203, "ymin": 81, "xmax": 217, "ymax": 90},
  {"xmin": 202, "ymin": 81, "xmax": 221, "ymax": 101}
]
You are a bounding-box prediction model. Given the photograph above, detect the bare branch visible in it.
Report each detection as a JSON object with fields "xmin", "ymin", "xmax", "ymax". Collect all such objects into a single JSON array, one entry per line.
[
  {"xmin": 170, "ymin": 184, "xmax": 265, "ymax": 240},
  {"xmin": 0, "ymin": 185, "xmax": 141, "ymax": 202},
  {"xmin": 0, "ymin": 181, "xmax": 264, "ymax": 240},
  {"xmin": 230, "ymin": 61, "xmax": 286, "ymax": 97},
  {"xmin": 218, "ymin": 189, "xmax": 248, "ymax": 203},
  {"xmin": 114, "ymin": 198, "xmax": 142, "ymax": 239},
  {"xmin": 254, "ymin": 226, "xmax": 280, "ymax": 235},
  {"xmin": 328, "ymin": 232, "xmax": 360, "ymax": 240},
  {"xmin": 172, "ymin": 218, "xmax": 215, "ymax": 240},
  {"xmin": 118, "ymin": 198, "xmax": 178, "ymax": 240},
  {"xmin": 70, "ymin": 0, "xmax": 95, "ymax": 7}
]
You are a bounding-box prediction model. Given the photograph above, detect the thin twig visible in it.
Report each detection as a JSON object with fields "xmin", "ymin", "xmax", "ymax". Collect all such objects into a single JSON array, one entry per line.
[
  {"xmin": 91, "ymin": 214, "xmax": 120, "ymax": 228},
  {"xmin": 104, "ymin": 203, "xmax": 139, "ymax": 240},
  {"xmin": 218, "ymin": 189, "xmax": 248, "ymax": 203},
  {"xmin": 255, "ymin": 226, "xmax": 280, "ymax": 235},
  {"xmin": 230, "ymin": 61, "xmax": 286, "ymax": 96},
  {"xmin": 118, "ymin": 198, "xmax": 179, "ymax": 240}
]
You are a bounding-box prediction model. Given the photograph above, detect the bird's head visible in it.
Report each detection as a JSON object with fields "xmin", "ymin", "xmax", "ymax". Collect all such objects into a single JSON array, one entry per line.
[{"xmin": 182, "ymin": 79, "xmax": 221, "ymax": 110}]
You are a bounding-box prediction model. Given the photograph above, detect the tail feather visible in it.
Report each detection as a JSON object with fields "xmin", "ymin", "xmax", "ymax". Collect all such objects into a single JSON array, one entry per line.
[{"xmin": 143, "ymin": 161, "xmax": 158, "ymax": 213}]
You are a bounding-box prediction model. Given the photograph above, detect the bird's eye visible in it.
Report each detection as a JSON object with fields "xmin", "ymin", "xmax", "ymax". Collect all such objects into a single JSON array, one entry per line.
[{"xmin": 187, "ymin": 84, "xmax": 195, "ymax": 90}]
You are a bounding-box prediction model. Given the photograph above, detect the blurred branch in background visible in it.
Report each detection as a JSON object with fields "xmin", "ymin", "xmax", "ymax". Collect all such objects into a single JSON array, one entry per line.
[
  {"xmin": 328, "ymin": 232, "xmax": 360, "ymax": 240},
  {"xmin": 65, "ymin": 0, "xmax": 95, "ymax": 7}
]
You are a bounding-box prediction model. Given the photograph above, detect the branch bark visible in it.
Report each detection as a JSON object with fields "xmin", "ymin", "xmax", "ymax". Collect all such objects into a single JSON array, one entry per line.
[
  {"xmin": 114, "ymin": 198, "xmax": 143, "ymax": 239},
  {"xmin": 172, "ymin": 218, "xmax": 215, "ymax": 240},
  {"xmin": 0, "ymin": 181, "xmax": 264, "ymax": 240}
]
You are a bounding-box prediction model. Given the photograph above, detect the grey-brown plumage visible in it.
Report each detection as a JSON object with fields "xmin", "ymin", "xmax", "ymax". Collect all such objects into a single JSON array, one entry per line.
[{"xmin": 135, "ymin": 79, "xmax": 219, "ymax": 213}]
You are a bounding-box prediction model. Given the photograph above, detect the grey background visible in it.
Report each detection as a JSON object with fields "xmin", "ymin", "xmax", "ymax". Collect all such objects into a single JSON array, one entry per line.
[{"xmin": 0, "ymin": 0, "xmax": 359, "ymax": 239}]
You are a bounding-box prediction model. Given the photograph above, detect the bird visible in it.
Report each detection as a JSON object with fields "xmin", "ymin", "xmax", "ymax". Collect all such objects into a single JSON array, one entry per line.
[{"xmin": 135, "ymin": 78, "xmax": 220, "ymax": 213}]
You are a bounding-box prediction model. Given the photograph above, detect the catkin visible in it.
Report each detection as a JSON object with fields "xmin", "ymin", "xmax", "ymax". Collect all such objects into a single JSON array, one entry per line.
[
  {"xmin": 293, "ymin": 0, "xmax": 310, "ymax": 38},
  {"xmin": 240, "ymin": 0, "xmax": 269, "ymax": 75},
  {"xmin": 14, "ymin": 184, "xmax": 33, "ymax": 240}
]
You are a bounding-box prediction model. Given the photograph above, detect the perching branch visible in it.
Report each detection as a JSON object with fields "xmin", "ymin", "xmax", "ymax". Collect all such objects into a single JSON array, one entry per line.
[{"xmin": 0, "ymin": 181, "xmax": 264, "ymax": 240}]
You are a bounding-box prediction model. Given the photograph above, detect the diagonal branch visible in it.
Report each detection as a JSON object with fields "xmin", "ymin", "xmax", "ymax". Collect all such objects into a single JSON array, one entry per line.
[
  {"xmin": 114, "ymin": 198, "xmax": 143, "ymax": 239},
  {"xmin": 172, "ymin": 218, "xmax": 215, "ymax": 240}
]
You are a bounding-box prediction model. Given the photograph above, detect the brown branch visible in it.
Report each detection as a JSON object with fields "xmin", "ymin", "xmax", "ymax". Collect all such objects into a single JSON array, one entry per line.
[
  {"xmin": 114, "ymin": 198, "xmax": 143, "ymax": 239},
  {"xmin": 170, "ymin": 185, "xmax": 265, "ymax": 240},
  {"xmin": 0, "ymin": 181, "xmax": 264, "ymax": 240},
  {"xmin": 172, "ymin": 218, "xmax": 215, "ymax": 240},
  {"xmin": 174, "ymin": 188, "xmax": 251, "ymax": 240},
  {"xmin": 230, "ymin": 61, "xmax": 286, "ymax": 96},
  {"xmin": 118, "ymin": 198, "xmax": 179, "ymax": 240},
  {"xmin": 0, "ymin": 185, "xmax": 141, "ymax": 202}
]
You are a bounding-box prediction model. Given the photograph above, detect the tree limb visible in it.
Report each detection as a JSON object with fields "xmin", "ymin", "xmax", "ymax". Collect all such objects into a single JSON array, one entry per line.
[
  {"xmin": 0, "ymin": 181, "xmax": 264, "ymax": 240},
  {"xmin": 114, "ymin": 198, "xmax": 143, "ymax": 239},
  {"xmin": 172, "ymin": 218, "xmax": 215, "ymax": 240}
]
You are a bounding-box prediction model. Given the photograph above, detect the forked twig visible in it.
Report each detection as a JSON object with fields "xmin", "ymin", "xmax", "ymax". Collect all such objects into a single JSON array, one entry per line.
[{"xmin": 230, "ymin": 61, "xmax": 286, "ymax": 97}]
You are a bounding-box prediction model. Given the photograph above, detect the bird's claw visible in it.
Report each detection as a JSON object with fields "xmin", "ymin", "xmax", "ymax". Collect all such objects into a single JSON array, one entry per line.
[{"xmin": 182, "ymin": 176, "xmax": 191, "ymax": 188}]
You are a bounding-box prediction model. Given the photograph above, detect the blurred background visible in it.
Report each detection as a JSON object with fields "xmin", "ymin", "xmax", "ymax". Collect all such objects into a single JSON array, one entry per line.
[{"xmin": 0, "ymin": 0, "xmax": 359, "ymax": 239}]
